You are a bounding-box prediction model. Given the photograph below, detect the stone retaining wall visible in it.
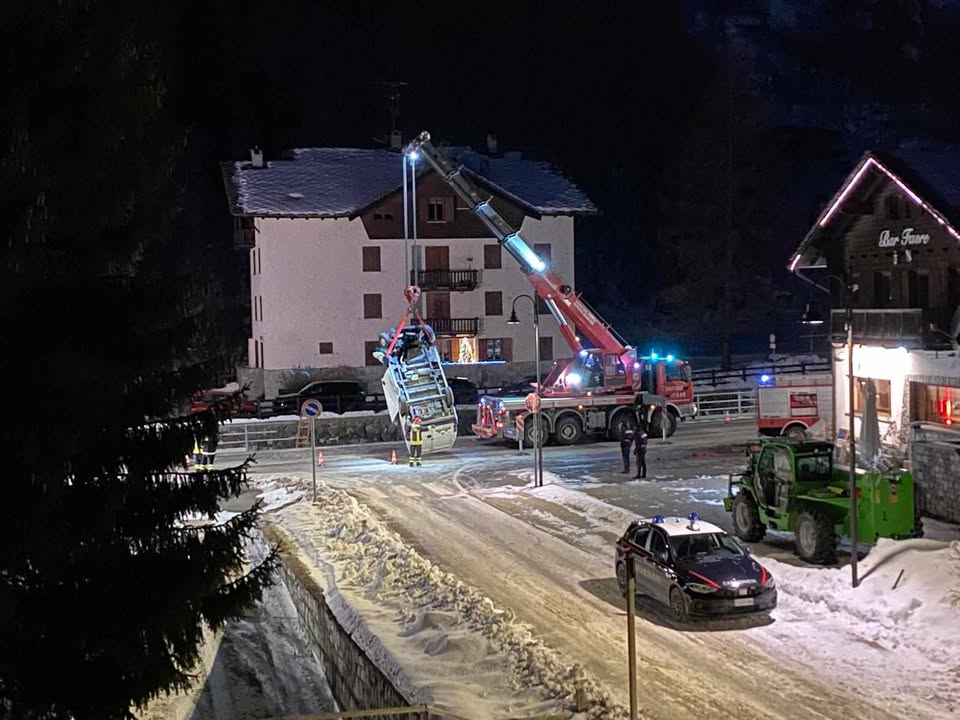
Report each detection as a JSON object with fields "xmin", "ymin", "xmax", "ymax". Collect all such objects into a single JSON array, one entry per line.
[
  {"xmin": 267, "ymin": 526, "xmax": 414, "ymax": 715},
  {"xmin": 910, "ymin": 441, "xmax": 960, "ymax": 523}
]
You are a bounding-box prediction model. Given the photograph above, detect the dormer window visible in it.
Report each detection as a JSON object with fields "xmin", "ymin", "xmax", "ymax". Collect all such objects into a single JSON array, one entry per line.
[{"xmin": 427, "ymin": 198, "xmax": 446, "ymax": 223}]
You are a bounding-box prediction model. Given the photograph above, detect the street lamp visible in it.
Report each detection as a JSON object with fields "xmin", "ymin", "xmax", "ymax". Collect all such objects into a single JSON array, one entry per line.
[
  {"xmin": 508, "ymin": 294, "xmax": 543, "ymax": 487},
  {"xmin": 802, "ymin": 275, "xmax": 859, "ymax": 588}
]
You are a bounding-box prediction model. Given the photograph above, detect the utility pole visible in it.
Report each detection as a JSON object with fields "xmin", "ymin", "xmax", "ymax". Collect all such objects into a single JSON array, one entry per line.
[{"xmin": 626, "ymin": 558, "xmax": 638, "ymax": 720}]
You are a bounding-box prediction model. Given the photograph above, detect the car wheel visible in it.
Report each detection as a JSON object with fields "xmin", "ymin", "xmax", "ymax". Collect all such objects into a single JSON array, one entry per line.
[
  {"xmin": 524, "ymin": 415, "xmax": 548, "ymax": 446},
  {"xmin": 669, "ymin": 586, "xmax": 690, "ymax": 623},
  {"xmin": 794, "ymin": 508, "xmax": 837, "ymax": 564},
  {"xmin": 553, "ymin": 415, "xmax": 583, "ymax": 445},
  {"xmin": 784, "ymin": 424, "xmax": 807, "ymax": 442},
  {"xmin": 732, "ymin": 491, "xmax": 766, "ymax": 542},
  {"xmin": 649, "ymin": 408, "xmax": 678, "ymax": 438}
]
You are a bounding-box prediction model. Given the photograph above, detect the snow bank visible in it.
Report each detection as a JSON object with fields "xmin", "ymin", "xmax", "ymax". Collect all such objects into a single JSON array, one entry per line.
[
  {"xmin": 270, "ymin": 477, "xmax": 628, "ymax": 720},
  {"xmin": 752, "ymin": 538, "xmax": 960, "ymax": 719}
]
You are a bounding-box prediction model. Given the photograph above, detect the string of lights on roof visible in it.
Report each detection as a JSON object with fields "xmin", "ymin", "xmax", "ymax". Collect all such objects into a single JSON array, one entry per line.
[{"xmin": 790, "ymin": 154, "xmax": 960, "ymax": 273}]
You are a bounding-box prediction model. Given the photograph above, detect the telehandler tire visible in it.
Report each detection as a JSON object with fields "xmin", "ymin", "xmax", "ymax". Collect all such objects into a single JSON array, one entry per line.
[
  {"xmin": 732, "ymin": 491, "xmax": 766, "ymax": 542},
  {"xmin": 794, "ymin": 508, "xmax": 838, "ymax": 564}
]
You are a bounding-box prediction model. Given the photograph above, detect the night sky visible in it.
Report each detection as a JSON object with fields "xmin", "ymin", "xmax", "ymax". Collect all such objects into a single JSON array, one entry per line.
[{"xmin": 171, "ymin": 0, "xmax": 960, "ymax": 358}]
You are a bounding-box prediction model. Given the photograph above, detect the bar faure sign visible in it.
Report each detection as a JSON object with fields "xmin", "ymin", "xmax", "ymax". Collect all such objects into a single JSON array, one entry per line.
[{"xmin": 878, "ymin": 227, "xmax": 931, "ymax": 248}]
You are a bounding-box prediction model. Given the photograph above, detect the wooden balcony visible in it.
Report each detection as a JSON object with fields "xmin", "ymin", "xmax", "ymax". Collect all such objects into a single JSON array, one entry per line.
[
  {"xmin": 427, "ymin": 317, "xmax": 480, "ymax": 336},
  {"xmin": 412, "ymin": 269, "xmax": 480, "ymax": 291},
  {"xmin": 829, "ymin": 307, "xmax": 955, "ymax": 348}
]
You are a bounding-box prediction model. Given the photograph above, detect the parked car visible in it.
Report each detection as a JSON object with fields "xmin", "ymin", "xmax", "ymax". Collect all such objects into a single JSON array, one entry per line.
[
  {"xmin": 190, "ymin": 389, "xmax": 257, "ymax": 417},
  {"xmin": 271, "ymin": 380, "xmax": 369, "ymax": 416},
  {"xmin": 614, "ymin": 513, "xmax": 777, "ymax": 622},
  {"xmin": 447, "ymin": 377, "xmax": 479, "ymax": 405},
  {"xmin": 493, "ymin": 373, "xmax": 546, "ymax": 397}
]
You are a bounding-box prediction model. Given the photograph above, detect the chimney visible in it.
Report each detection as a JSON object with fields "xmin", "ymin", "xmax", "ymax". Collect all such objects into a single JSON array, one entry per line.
[
  {"xmin": 390, "ymin": 129, "xmax": 402, "ymax": 151},
  {"xmin": 486, "ymin": 133, "xmax": 498, "ymax": 155},
  {"xmin": 250, "ymin": 146, "xmax": 264, "ymax": 168}
]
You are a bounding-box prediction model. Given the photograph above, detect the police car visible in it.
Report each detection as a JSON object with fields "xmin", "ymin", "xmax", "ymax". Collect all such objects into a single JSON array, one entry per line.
[{"xmin": 614, "ymin": 513, "xmax": 777, "ymax": 622}]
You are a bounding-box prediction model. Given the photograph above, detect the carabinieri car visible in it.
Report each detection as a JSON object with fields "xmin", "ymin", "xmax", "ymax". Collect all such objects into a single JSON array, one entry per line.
[{"xmin": 614, "ymin": 513, "xmax": 777, "ymax": 622}]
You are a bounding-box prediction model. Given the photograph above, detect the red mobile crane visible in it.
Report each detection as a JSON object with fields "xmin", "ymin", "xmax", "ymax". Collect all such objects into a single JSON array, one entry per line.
[{"xmin": 405, "ymin": 132, "xmax": 697, "ymax": 444}]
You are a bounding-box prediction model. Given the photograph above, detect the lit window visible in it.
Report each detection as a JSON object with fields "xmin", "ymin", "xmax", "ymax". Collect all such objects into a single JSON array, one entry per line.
[{"xmin": 853, "ymin": 377, "xmax": 891, "ymax": 418}]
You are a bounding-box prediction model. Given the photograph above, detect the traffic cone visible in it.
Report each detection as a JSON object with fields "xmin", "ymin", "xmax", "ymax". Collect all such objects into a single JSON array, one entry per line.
[
  {"xmin": 390, "ymin": 449, "xmax": 397, "ymax": 465},
  {"xmin": 724, "ymin": 411, "xmax": 732, "ymax": 424},
  {"xmin": 317, "ymin": 450, "xmax": 325, "ymax": 467}
]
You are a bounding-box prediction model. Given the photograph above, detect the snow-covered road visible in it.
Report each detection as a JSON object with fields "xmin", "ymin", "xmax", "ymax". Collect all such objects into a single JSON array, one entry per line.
[
  {"xmin": 256, "ymin": 448, "xmax": 960, "ymax": 720},
  {"xmin": 245, "ymin": 420, "xmax": 960, "ymax": 720},
  {"xmin": 317, "ymin": 466, "xmax": 901, "ymax": 720}
]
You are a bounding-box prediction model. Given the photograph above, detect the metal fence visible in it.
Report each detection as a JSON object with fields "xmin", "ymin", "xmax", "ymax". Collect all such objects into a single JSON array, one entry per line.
[
  {"xmin": 690, "ymin": 360, "xmax": 830, "ymax": 388},
  {"xmin": 693, "ymin": 388, "xmax": 757, "ymax": 419},
  {"xmin": 219, "ymin": 420, "xmax": 302, "ymax": 452}
]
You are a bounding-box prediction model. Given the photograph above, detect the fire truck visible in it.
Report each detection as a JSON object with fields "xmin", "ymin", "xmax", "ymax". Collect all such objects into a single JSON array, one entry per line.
[
  {"xmin": 756, "ymin": 373, "xmax": 833, "ymax": 441},
  {"xmin": 404, "ymin": 132, "xmax": 696, "ymax": 445}
]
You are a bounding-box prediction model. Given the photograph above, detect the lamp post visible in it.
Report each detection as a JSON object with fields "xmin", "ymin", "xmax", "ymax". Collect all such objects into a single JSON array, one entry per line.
[
  {"xmin": 802, "ymin": 275, "xmax": 859, "ymax": 588},
  {"xmin": 508, "ymin": 294, "xmax": 542, "ymax": 487}
]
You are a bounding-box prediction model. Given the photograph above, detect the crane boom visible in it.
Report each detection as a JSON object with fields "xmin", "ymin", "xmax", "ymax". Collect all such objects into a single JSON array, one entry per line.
[{"xmin": 405, "ymin": 132, "xmax": 626, "ymax": 355}]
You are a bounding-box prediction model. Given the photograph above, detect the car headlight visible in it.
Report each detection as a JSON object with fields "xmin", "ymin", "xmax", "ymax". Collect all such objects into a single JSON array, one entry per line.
[{"xmin": 686, "ymin": 582, "xmax": 719, "ymax": 594}]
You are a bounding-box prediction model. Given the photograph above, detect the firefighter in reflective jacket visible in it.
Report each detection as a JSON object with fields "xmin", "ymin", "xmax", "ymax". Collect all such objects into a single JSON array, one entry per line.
[
  {"xmin": 198, "ymin": 434, "xmax": 218, "ymax": 470},
  {"xmin": 192, "ymin": 436, "xmax": 204, "ymax": 470},
  {"xmin": 407, "ymin": 416, "xmax": 423, "ymax": 467}
]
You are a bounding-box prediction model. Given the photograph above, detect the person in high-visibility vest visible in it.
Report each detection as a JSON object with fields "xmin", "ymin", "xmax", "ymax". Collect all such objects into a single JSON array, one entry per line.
[
  {"xmin": 407, "ymin": 416, "xmax": 423, "ymax": 467},
  {"xmin": 201, "ymin": 434, "xmax": 218, "ymax": 470},
  {"xmin": 192, "ymin": 436, "xmax": 205, "ymax": 470}
]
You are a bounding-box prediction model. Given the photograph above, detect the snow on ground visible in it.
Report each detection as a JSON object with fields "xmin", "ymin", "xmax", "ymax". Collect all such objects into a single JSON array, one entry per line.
[
  {"xmin": 749, "ymin": 538, "xmax": 960, "ymax": 719},
  {"xmin": 268, "ymin": 478, "xmax": 627, "ymax": 720},
  {"xmin": 138, "ymin": 530, "xmax": 336, "ymax": 720},
  {"xmin": 483, "ymin": 475, "xmax": 960, "ymax": 719}
]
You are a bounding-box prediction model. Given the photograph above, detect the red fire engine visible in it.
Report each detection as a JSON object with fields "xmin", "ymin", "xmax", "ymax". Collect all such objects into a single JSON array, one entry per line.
[
  {"xmin": 756, "ymin": 373, "xmax": 833, "ymax": 441},
  {"xmin": 405, "ymin": 132, "xmax": 696, "ymax": 445}
]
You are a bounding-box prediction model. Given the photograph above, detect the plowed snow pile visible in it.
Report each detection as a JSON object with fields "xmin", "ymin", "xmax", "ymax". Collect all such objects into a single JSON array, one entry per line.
[
  {"xmin": 268, "ymin": 477, "xmax": 629, "ymax": 720},
  {"xmin": 753, "ymin": 538, "xmax": 960, "ymax": 719}
]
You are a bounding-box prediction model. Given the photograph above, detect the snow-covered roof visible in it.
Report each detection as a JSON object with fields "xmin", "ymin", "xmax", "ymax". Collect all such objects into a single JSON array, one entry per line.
[
  {"xmin": 221, "ymin": 146, "xmax": 597, "ymax": 219},
  {"xmin": 639, "ymin": 516, "xmax": 724, "ymax": 537}
]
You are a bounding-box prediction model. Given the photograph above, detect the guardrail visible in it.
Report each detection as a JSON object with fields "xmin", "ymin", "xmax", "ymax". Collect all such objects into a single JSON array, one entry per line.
[
  {"xmin": 690, "ymin": 361, "xmax": 830, "ymax": 387},
  {"xmin": 693, "ymin": 388, "xmax": 757, "ymax": 418}
]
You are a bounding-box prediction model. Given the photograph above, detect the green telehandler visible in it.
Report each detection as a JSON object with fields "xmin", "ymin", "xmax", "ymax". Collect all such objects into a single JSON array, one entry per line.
[{"xmin": 722, "ymin": 438, "xmax": 923, "ymax": 564}]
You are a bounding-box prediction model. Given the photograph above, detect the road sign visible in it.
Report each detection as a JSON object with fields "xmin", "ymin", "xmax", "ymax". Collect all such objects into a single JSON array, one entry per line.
[
  {"xmin": 301, "ymin": 399, "xmax": 323, "ymax": 418},
  {"xmin": 525, "ymin": 393, "xmax": 541, "ymax": 413}
]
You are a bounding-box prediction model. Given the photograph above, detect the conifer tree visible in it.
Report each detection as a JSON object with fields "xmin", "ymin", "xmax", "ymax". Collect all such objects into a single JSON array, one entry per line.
[{"xmin": 0, "ymin": 3, "xmax": 276, "ymax": 718}]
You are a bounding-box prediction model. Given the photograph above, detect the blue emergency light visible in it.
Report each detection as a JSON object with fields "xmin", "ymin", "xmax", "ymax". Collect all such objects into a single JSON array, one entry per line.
[
  {"xmin": 760, "ymin": 374, "xmax": 771, "ymax": 385},
  {"xmin": 650, "ymin": 351, "xmax": 658, "ymax": 360},
  {"xmin": 666, "ymin": 354, "xmax": 674, "ymax": 362},
  {"xmin": 652, "ymin": 514, "xmax": 665, "ymax": 524},
  {"xmin": 688, "ymin": 511, "xmax": 700, "ymax": 530}
]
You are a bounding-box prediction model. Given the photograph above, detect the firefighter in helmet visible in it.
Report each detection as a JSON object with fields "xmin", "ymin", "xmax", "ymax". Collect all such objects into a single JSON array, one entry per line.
[{"xmin": 407, "ymin": 416, "xmax": 423, "ymax": 467}]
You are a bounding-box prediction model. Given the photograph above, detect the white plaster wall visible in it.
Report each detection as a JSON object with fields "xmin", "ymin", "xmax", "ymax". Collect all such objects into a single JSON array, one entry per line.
[
  {"xmin": 832, "ymin": 344, "xmax": 960, "ymax": 442},
  {"xmin": 250, "ymin": 215, "xmax": 576, "ymax": 369},
  {"xmin": 415, "ymin": 215, "xmax": 576, "ymax": 363},
  {"xmin": 254, "ymin": 217, "xmax": 405, "ymax": 368}
]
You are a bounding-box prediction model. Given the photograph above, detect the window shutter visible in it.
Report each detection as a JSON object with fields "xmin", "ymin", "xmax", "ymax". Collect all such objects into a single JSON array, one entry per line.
[
  {"xmin": 419, "ymin": 197, "xmax": 428, "ymax": 222},
  {"xmin": 443, "ymin": 197, "xmax": 454, "ymax": 222},
  {"xmin": 478, "ymin": 339, "xmax": 488, "ymax": 360},
  {"xmin": 502, "ymin": 337, "xmax": 513, "ymax": 362}
]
